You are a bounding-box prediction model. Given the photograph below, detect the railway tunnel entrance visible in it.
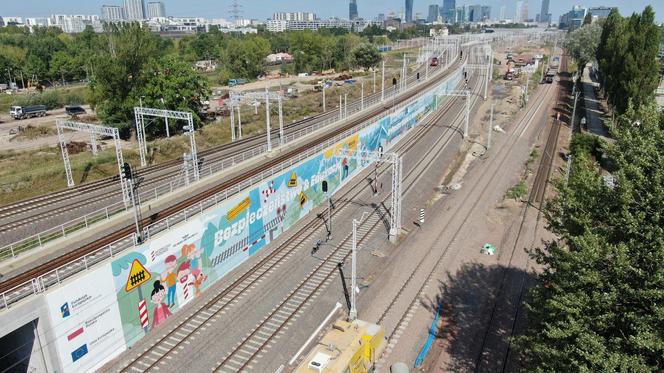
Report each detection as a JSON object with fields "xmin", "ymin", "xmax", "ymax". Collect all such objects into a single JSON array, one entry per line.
[{"xmin": 0, "ymin": 319, "xmax": 47, "ymax": 373}]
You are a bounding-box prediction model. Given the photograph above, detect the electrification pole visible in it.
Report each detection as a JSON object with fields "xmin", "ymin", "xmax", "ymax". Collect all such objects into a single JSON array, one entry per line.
[
  {"xmin": 265, "ymin": 87, "xmax": 272, "ymax": 152},
  {"xmin": 381, "ymin": 60, "xmax": 385, "ymax": 102},
  {"xmin": 278, "ymin": 95, "xmax": 284, "ymax": 146}
]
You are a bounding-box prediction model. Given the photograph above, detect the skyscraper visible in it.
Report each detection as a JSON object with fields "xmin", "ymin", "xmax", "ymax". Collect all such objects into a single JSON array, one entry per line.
[
  {"xmin": 349, "ymin": 0, "xmax": 359, "ymax": 20},
  {"xmin": 123, "ymin": 0, "xmax": 145, "ymax": 20},
  {"xmin": 427, "ymin": 4, "xmax": 439, "ymax": 22},
  {"xmin": 539, "ymin": 0, "xmax": 551, "ymax": 23},
  {"xmin": 102, "ymin": 5, "xmax": 125, "ymax": 21},
  {"xmin": 521, "ymin": 2, "xmax": 529, "ymax": 22},
  {"xmin": 515, "ymin": 0, "xmax": 523, "ymax": 22},
  {"xmin": 147, "ymin": 2, "xmax": 165, "ymax": 18},
  {"xmin": 499, "ymin": 5, "xmax": 506, "ymax": 20},
  {"xmin": 405, "ymin": 0, "xmax": 414, "ymax": 22},
  {"xmin": 442, "ymin": 0, "xmax": 455, "ymax": 23}
]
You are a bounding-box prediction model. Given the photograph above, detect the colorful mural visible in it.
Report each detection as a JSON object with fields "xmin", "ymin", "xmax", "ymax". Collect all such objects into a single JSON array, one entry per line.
[{"xmin": 44, "ymin": 65, "xmax": 464, "ymax": 372}]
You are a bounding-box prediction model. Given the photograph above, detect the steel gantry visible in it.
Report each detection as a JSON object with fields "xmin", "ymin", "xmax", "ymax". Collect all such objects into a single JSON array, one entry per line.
[
  {"xmin": 337, "ymin": 149, "xmax": 402, "ymax": 241},
  {"xmin": 437, "ymin": 90, "xmax": 471, "ymax": 138},
  {"xmin": 229, "ymin": 89, "xmax": 285, "ymax": 151},
  {"xmin": 465, "ymin": 44, "xmax": 493, "ymax": 100},
  {"xmin": 56, "ymin": 119, "xmax": 129, "ymax": 203},
  {"xmin": 134, "ymin": 108, "xmax": 198, "ymax": 183}
]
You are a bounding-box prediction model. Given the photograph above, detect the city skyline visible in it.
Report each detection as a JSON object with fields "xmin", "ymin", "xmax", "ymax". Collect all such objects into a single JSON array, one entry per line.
[{"xmin": 1, "ymin": 0, "xmax": 663, "ymax": 22}]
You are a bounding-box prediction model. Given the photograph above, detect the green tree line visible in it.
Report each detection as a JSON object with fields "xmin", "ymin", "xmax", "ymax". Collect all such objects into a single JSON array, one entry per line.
[
  {"xmin": 0, "ymin": 23, "xmax": 390, "ymax": 137},
  {"xmin": 596, "ymin": 7, "xmax": 661, "ymax": 114},
  {"xmin": 515, "ymin": 6, "xmax": 664, "ymax": 371}
]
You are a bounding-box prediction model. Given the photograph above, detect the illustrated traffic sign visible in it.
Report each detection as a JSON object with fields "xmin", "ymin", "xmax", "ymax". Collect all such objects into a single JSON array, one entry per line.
[
  {"xmin": 299, "ymin": 191, "xmax": 308, "ymax": 208},
  {"xmin": 125, "ymin": 259, "xmax": 152, "ymax": 292},
  {"xmin": 288, "ymin": 172, "xmax": 298, "ymax": 187}
]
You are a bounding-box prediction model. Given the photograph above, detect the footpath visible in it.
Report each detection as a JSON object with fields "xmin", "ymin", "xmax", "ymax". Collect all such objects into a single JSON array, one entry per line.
[{"xmin": 580, "ymin": 63, "xmax": 609, "ymax": 138}]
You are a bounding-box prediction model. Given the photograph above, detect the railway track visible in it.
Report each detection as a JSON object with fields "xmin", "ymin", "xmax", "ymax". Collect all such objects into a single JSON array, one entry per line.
[
  {"xmin": 372, "ymin": 61, "xmax": 560, "ymax": 371},
  {"xmin": 0, "ymin": 61, "xmax": 449, "ymax": 252},
  {"xmin": 0, "ymin": 57, "xmax": 466, "ymax": 310},
  {"xmin": 112, "ymin": 60, "xmax": 476, "ymax": 373},
  {"xmin": 471, "ymin": 53, "xmax": 569, "ymax": 373}
]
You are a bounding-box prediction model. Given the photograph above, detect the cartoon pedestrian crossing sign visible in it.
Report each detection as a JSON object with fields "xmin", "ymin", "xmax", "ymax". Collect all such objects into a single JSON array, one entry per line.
[
  {"xmin": 125, "ymin": 259, "xmax": 152, "ymax": 292},
  {"xmin": 288, "ymin": 172, "xmax": 298, "ymax": 187}
]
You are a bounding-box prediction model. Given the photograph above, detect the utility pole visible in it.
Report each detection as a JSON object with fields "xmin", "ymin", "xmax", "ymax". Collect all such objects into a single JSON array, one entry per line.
[
  {"xmin": 344, "ymin": 94, "xmax": 348, "ymax": 118},
  {"xmin": 236, "ymin": 105, "xmax": 242, "ymax": 138},
  {"xmin": 339, "ymin": 95, "xmax": 342, "ymax": 119},
  {"xmin": 373, "ymin": 68, "xmax": 376, "ymax": 93},
  {"xmin": 123, "ymin": 163, "xmax": 142, "ymax": 244},
  {"xmin": 361, "ymin": 82, "xmax": 364, "ymax": 110},
  {"xmin": 381, "ymin": 60, "xmax": 385, "ymax": 102},
  {"xmin": 265, "ymin": 87, "xmax": 272, "ymax": 152},
  {"xmin": 322, "ymin": 86, "xmax": 326, "ymax": 112},
  {"xmin": 464, "ymin": 91, "xmax": 470, "ymax": 138},
  {"xmin": 278, "ymin": 95, "xmax": 284, "ymax": 146},
  {"xmin": 230, "ymin": 101, "xmax": 236, "ymax": 141},
  {"xmin": 570, "ymin": 92, "xmax": 580, "ymax": 133},
  {"xmin": 349, "ymin": 211, "xmax": 369, "ymax": 321},
  {"xmin": 161, "ymin": 97, "xmax": 170, "ymax": 137},
  {"xmin": 488, "ymin": 103, "xmax": 494, "ymax": 150}
]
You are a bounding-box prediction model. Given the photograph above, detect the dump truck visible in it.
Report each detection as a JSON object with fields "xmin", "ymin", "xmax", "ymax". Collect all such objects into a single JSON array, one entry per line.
[{"xmin": 10, "ymin": 105, "xmax": 47, "ymax": 120}]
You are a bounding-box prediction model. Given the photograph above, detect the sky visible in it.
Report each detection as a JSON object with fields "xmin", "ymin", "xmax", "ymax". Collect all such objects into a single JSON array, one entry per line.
[{"xmin": 2, "ymin": 0, "xmax": 663, "ymax": 23}]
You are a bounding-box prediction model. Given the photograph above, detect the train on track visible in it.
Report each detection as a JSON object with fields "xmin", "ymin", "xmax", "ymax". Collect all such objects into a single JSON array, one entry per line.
[{"xmin": 295, "ymin": 318, "xmax": 386, "ymax": 373}]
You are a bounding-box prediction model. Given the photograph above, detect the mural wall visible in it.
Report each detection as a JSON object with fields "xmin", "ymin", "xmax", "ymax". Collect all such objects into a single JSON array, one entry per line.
[{"xmin": 43, "ymin": 65, "xmax": 464, "ymax": 372}]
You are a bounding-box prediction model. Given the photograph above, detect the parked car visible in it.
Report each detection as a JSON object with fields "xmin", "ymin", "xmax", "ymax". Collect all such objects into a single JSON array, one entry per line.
[
  {"xmin": 65, "ymin": 105, "xmax": 86, "ymax": 117},
  {"xmin": 228, "ymin": 79, "xmax": 247, "ymax": 87}
]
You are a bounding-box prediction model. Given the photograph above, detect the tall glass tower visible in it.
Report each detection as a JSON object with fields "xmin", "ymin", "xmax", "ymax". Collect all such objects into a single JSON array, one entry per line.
[
  {"xmin": 442, "ymin": 0, "xmax": 455, "ymax": 23},
  {"xmin": 349, "ymin": 0, "xmax": 359, "ymax": 20},
  {"xmin": 405, "ymin": 0, "xmax": 414, "ymax": 22}
]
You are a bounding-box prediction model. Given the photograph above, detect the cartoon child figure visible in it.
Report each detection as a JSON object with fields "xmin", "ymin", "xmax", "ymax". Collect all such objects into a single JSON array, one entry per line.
[
  {"xmin": 342, "ymin": 157, "xmax": 349, "ymax": 179},
  {"xmin": 176, "ymin": 261, "xmax": 195, "ymax": 307},
  {"xmin": 150, "ymin": 280, "xmax": 171, "ymax": 330},
  {"xmin": 182, "ymin": 244, "xmax": 207, "ymax": 297},
  {"xmin": 161, "ymin": 255, "xmax": 178, "ymax": 308}
]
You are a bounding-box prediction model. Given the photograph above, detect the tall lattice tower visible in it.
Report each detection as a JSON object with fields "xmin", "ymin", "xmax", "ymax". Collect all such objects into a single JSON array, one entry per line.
[{"xmin": 230, "ymin": 0, "xmax": 243, "ymax": 25}]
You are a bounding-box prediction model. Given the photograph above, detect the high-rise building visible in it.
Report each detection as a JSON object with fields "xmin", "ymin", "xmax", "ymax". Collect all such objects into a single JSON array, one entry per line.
[
  {"xmin": 147, "ymin": 2, "xmax": 165, "ymax": 18},
  {"xmin": 468, "ymin": 4, "xmax": 482, "ymax": 22},
  {"xmin": 405, "ymin": 0, "xmax": 414, "ymax": 22},
  {"xmin": 123, "ymin": 0, "xmax": 145, "ymax": 20},
  {"xmin": 349, "ymin": 0, "xmax": 359, "ymax": 20},
  {"xmin": 427, "ymin": 4, "xmax": 439, "ymax": 22},
  {"xmin": 538, "ymin": 0, "xmax": 551, "ymax": 23},
  {"xmin": 442, "ymin": 0, "xmax": 455, "ymax": 23},
  {"xmin": 102, "ymin": 5, "xmax": 125, "ymax": 21},
  {"xmin": 588, "ymin": 6, "xmax": 615, "ymax": 20},
  {"xmin": 521, "ymin": 2, "xmax": 529, "ymax": 22},
  {"xmin": 515, "ymin": 1, "xmax": 523, "ymax": 22},
  {"xmin": 499, "ymin": 5, "xmax": 506, "ymax": 20},
  {"xmin": 481, "ymin": 6, "xmax": 491, "ymax": 21},
  {"xmin": 559, "ymin": 5, "xmax": 587, "ymax": 30}
]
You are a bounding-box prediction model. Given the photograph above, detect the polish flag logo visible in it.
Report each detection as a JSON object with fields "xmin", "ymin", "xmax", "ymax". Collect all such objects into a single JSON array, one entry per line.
[{"xmin": 67, "ymin": 327, "xmax": 84, "ymax": 341}]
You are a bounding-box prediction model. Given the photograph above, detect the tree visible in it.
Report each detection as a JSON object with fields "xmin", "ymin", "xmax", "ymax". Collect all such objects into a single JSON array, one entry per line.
[
  {"xmin": 596, "ymin": 6, "xmax": 661, "ymax": 114},
  {"xmin": 220, "ymin": 36, "xmax": 270, "ymax": 78},
  {"xmin": 564, "ymin": 23, "xmax": 602, "ymax": 73},
  {"xmin": 515, "ymin": 102, "xmax": 664, "ymax": 371},
  {"xmin": 583, "ymin": 12, "xmax": 593, "ymax": 25},
  {"xmin": 351, "ymin": 43, "xmax": 381, "ymax": 70},
  {"xmin": 138, "ymin": 55, "xmax": 209, "ymax": 136},
  {"xmin": 88, "ymin": 22, "xmax": 160, "ymax": 129}
]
